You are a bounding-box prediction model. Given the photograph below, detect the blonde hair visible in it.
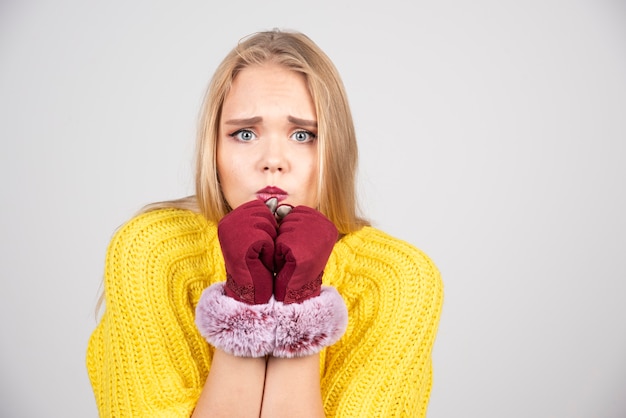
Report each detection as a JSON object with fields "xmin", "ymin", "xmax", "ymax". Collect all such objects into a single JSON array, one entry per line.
[{"xmin": 146, "ymin": 29, "xmax": 368, "ymax": 234}]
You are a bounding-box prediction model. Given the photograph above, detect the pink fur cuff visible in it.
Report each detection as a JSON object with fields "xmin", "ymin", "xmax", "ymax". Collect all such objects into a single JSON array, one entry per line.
[
  {"xmin": 273, "ymin": 286, "xmax": 349, "ymax": 358},
  {"xmin": 195, "ymin": 283, "xmax": 276, "ymax": 358}
]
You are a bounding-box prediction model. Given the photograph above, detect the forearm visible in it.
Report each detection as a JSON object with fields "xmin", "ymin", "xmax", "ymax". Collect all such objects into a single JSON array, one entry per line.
[
  {"xmin": 260, "ymin": 354, "xmax": 325, "ymax": 418},
  {"xmin": 192, "ymin": 349, "xmax": 267, "ymax": 418}
]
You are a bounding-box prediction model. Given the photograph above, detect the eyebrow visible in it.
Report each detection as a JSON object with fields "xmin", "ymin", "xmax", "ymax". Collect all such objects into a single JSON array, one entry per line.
[
  {"xmin": 288, "ymin": 116, "xmax": 317, "ymax": 128},
  {"xmin": 223, "ymin": 116, "xmax": 262, "ymax": 126},
  {"xmin": 223, "ymin": 116, "xmax": 317, "ymax": 128}
]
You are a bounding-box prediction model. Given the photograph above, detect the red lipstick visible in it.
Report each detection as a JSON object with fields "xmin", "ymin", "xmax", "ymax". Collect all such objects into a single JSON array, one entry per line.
[{"xmin": 256, "ymin": 186, "xmax": 288, "ymax": 202}]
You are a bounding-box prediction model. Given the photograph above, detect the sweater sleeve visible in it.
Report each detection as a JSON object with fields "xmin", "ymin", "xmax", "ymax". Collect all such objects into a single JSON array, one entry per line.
[
  {"xmin": 86, "ymin": 209, "xmax": 221, "ymax": 417},
  {"xmin": 320, "ymin": 227, "xmax": 444, "ymax": 417}
]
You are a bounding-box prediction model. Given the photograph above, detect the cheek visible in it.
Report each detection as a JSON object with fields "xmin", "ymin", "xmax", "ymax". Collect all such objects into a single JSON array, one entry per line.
[
  {"xmin": 299, "ymin": 152, "xmax": 319, "ymax": 204},
  {"xmin": 216, "ymin": 146, "xmax": 239, "ymax": 195},
  {"xmin": 304, "ymin": 151, "xmax": 319, "ymax": 185},
  {"xmin": 217, "ymin": 158, "xmax": 240, "ymax": 189},
  {"xmin": 305, "ymin": 163, "xmax": 318, "ymax": 186},
  {"xmin": 217, "ymin": 139, "xmax": 239, "ymax": 176},
  {"xmin": 217, "ymin": 166, "xmax": 240, "ymax": 209}
]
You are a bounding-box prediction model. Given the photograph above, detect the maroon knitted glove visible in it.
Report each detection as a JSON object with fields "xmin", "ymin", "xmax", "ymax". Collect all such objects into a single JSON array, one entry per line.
[
  {"xmin": 218, "ymin": 199, "xmax": 277, "ymax": 304},
  {"xmin": 273, "ymin": 206, "xmax": 338, "ymax": 304}
]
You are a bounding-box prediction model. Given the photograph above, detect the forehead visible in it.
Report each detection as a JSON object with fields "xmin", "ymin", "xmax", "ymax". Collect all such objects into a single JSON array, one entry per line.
[{"xmin": 221, "ymin": 63, "xmax": 315, "ymax": 117}]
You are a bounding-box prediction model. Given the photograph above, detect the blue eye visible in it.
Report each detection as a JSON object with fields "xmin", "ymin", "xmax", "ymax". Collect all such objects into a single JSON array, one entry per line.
[
  {"xmin": 291, "ymin": 130, "xmax": 316, "ymax": 143},
  {"xmin": 230, "ymin": 129, "xmax": 256, "ymax": 142}
]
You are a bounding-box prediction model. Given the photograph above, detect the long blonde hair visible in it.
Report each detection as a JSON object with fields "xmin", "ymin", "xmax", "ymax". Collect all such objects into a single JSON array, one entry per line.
[{"xmin": 146, "ymin": 29, "xmax": 368, "ymax": 234}]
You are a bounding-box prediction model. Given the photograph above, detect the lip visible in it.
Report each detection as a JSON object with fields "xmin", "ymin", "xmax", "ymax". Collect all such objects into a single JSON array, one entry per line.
[{"xmin": 256, "ymin": 186, "xmax": 288, "ymax": 202}]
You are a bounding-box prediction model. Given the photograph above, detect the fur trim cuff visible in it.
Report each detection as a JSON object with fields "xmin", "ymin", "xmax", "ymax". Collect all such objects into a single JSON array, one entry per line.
[
  {"xmin": 195, "ymin": 283, "xmax": 276, "ymax": 358},
  {"xmin": 273, "ymin": 286, "xmax": 348, "ymax": 358}
]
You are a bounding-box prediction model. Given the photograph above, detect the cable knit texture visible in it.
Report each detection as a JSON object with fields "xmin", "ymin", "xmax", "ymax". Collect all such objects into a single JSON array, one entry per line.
[{"xmin": 86, "ymin": 208, "xmax": 444, "ymax": 417}]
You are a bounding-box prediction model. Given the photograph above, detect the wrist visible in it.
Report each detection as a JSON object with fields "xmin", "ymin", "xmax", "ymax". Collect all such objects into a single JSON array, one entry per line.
[
  {"xmin": 273, "ymin": 286, "xmax": 348, "ymax": 358},
  {"xmin": 196, "ymin": 283, "xmax": 277, "ymax": 358}
]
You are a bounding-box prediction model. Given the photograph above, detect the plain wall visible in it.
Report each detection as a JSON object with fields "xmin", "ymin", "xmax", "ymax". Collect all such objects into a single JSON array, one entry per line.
[{"xmin": 1, "ymin": 0, "xmax": 625, "ymax": 416}]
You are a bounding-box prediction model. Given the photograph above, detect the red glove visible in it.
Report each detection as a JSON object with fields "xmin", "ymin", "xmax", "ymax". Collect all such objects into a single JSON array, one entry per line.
[
  {"xmin": 217, "ymin": 200, "xmax": 277, "ymax": 304},
  {"xmin": 195, "ymin": 200, "xmax": 278, "ymax": 357},
  {"xmin": 273, "ymin": 206, "xmax": 338, "ymax": 304}
]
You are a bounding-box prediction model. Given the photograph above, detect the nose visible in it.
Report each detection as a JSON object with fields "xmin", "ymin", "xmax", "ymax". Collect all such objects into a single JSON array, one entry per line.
[
  {"xmin": 264, "ymin": 159, "xmax": 282, "ymax": 172},
  {"xmin": 261, "ymin": 137, "xmax": 287, "ymax": 173}
]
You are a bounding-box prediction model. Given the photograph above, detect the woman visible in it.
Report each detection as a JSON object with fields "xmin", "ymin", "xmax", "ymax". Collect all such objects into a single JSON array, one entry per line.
[{"xmin": 87, "ymin": 29, "xmax": 443, "ymax": 417}]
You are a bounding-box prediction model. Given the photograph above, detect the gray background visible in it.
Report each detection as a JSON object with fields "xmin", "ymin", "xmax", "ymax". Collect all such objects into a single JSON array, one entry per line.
[{"xmin": 1, "ymin": 0, "xmax": 625, "ymax": 417}]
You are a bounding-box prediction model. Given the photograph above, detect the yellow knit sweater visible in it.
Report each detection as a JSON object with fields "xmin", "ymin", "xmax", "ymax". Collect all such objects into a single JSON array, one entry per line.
[{"xmin": 86, "ymin": 208, "xmax": 443, "ymax": 417}]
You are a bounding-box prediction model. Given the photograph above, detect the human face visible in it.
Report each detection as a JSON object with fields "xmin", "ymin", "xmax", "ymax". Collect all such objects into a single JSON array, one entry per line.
[{"xmin": 217, "ymin": 63, "xmax": 319, "ymax": 211}]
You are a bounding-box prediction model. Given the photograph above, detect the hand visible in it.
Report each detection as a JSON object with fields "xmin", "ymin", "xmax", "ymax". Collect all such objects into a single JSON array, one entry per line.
[
  {"xmin": 273, "ymin": 206, "xmax": 338, "ymax": 304},
  {"xmin": 217, "ymin": 200, "xmax": 277, "ymax": 304},
  {"xmin": 264, "ymin": 197, "xmax": 293, "ymax": 221}
]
